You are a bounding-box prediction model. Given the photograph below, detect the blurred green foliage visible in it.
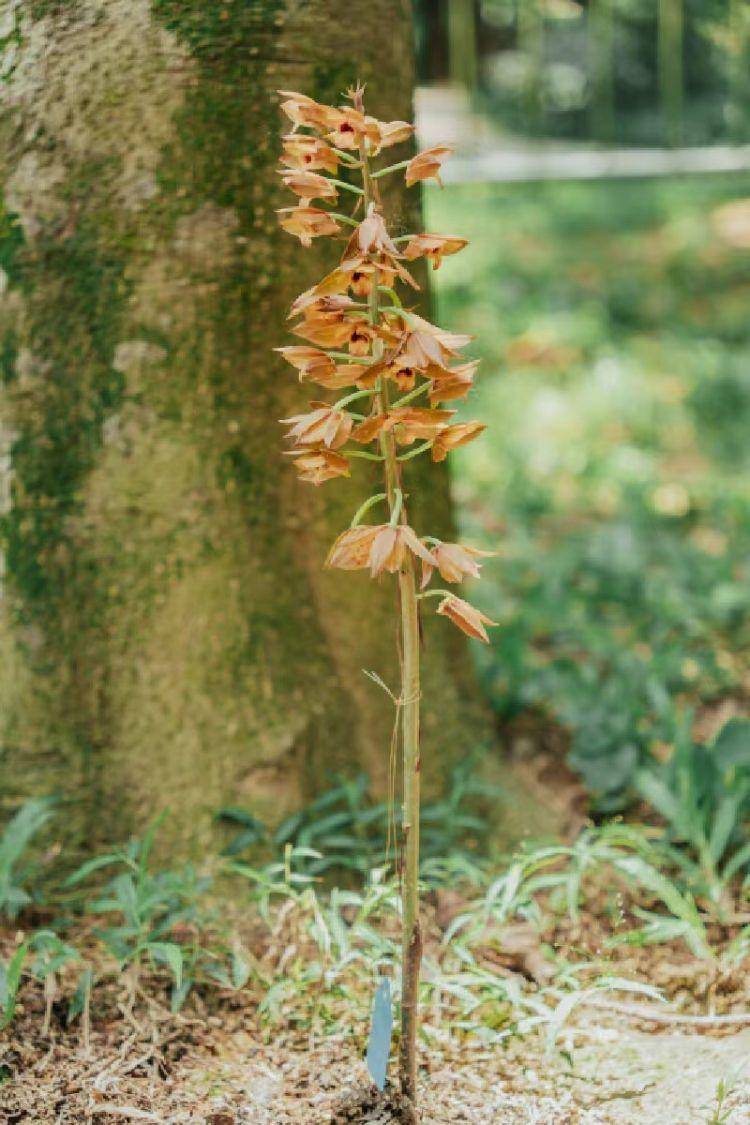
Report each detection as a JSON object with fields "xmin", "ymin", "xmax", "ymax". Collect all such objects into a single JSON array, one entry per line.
[
  {"xmin": 429, "ymin": 174, "xmax": 750, "ymax": 808},
  {"xmin": 417, "ymin": 0, "xmax": 750, "ymax": 146}
]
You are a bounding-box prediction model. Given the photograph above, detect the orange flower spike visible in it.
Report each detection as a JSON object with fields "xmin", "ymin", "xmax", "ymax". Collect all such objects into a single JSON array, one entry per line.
[
  {"xmin": 279, "ymin": 169, "xmax": 338, "ymax": 203},
  {"xmin": 436, "ymin": 594, "xmax": 498, "ymax": 643},
  {"xmin": 274, "ymin": 85, "xmax": 492, "ymax": 1107},
  {"xmin": 403, "ymin": 234, "xmax": 468, "ymax": 270},
  {"xmin": 277, "ymin": 206, "xmax": 341, "ymax": 247},
  {"xmin": 281, "ymin": 134, "xmax": 339, "ymax": 174},
  {"xmin": 285, "ymin": 446, "xmax": 350, "ymax": 486},
  {"xmin": 405, "ymin": 145, "xmax": 453, "ymax": 188},
  {"xmin": 280, "ymin": 403, "xmax": 354, "ymax": 449},
  {"xmin": 431, "ymin": 421, "xmax": 486, "ymax": 462}
]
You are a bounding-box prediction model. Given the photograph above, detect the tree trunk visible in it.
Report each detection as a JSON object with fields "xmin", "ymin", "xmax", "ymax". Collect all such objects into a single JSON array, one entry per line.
[{"xmin": 0, "ymin": 0, "xmax": 545, "ymax": 857}]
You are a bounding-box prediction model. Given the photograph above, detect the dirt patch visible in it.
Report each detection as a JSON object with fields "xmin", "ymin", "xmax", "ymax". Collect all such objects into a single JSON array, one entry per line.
[{"xmin": 2, "ymin": 995, "xmax": 750, "ymax": 1123}]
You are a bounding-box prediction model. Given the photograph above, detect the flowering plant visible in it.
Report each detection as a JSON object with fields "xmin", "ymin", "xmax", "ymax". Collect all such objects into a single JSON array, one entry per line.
[{"xmin": 275, "ymin": 84, "xmax": 495, "ymax": 1112}]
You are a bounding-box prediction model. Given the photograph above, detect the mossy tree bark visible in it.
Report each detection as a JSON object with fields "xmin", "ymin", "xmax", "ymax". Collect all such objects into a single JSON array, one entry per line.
[{"xmin": 0, "ymin": 0, "xmax": 541, "ymax": 857}]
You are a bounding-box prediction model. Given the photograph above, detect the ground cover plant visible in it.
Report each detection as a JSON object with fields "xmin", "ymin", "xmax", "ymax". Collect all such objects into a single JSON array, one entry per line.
[{"xmin": 4, "ymin": 765, "xmax": 750, "ymax": 1119}]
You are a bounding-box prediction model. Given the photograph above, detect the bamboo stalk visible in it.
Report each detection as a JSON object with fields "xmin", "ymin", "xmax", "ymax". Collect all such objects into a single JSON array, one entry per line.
[
  {"xmin": 518, "ymin": 0, "xmax": 543, "ymax": 133},
  {"xmin": 588, "ymin": 0, "xmax": 615, "ymax": 144},
  {"xmin": 659, "ymin": 0, "xmax": 684, "ymax": 148}
]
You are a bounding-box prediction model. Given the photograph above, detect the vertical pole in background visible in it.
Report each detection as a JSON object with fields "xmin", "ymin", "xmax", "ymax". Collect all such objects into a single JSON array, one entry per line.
[
  {"xmin": 729, "ymin": 0, "xmax": 749, "ymax": 142},
  {"xmin": 588, "ymin": 0, "xmax": 615, "ymax": 144},
  {"xmin": 659, "ymin": 0, "xmax": 684, "ymax": 147},
  {"xmin": 518, "ymin": 0, "xmax": 543, "ymax": 134},
  {"xmin": 448, "ymin": 0, "xmax": 479, "ymax": 98}
]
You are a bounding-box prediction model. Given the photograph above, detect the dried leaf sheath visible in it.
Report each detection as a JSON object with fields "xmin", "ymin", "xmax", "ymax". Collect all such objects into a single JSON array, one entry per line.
[{"xmin": 274, "ymin": 84, "xmax": 496, "ymax": 1111}]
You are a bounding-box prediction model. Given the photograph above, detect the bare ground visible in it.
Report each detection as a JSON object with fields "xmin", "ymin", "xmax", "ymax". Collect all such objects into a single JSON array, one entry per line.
[{"xmin": 3, "ymin": 996, "xmax": 750, "ymax": 1124}]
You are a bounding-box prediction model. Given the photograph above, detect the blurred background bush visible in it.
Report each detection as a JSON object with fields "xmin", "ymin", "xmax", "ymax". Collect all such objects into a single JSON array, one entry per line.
[
  {"xmin": 413, "ymin": 0, "xmax": 750, "ymax": 811},
  {"xmin": 416, "ymin": 0, "xmax": 750, "ymax": 146}
]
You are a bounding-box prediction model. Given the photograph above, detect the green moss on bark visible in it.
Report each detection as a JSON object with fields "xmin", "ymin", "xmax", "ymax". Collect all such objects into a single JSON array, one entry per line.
[
  {"xmin": 0, "ymin": 0, "xmax": 539, "ymax": 860},
  {"xmin": 2, "ymin": 218, "xmax": 128, "ymax": 620}
]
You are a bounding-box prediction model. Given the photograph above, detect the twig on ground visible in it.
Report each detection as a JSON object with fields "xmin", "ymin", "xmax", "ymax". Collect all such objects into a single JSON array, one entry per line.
[{"xmin": 584, "ymin": 997, "xmax": 750, "ymax": 1026}]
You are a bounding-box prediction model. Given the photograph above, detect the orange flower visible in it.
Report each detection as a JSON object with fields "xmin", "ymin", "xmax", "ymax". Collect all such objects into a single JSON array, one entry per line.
[
  {"xmin": 310, "ymin": 261, "xmax": 382, "ymax": 299},
  {"xmin": 278, "ymin": 90, "xmax": 333, "ymax": 131},
  {"xmin": 276, "ymin": 345, "xmax": 336, "ymax": 381},
  {"xmin": 350, "ymin": 253, "xmax": 419, "ymax": 294},
  {"xmin": 401, "ymin": 331, "xmax": 454, "ymax": 370},
  {"xmin": 407, "ymin": 313, "xmax": 472, "ymax": 352},
  {"xmin": 405, "ymin": 146, "xmax": 452, "ymax": 188},
  {"xmin": 279, "ymin": 169, "xmax": 338, "ymax": 202},
  {"xmin": 350, "ymin": 406, "xmax": 452, "ymax": 446},
  {"xmin": 281, "ymin": 134, "xmax": 339, "ymax": 174},
  {"xmin": 327, "ymin": 524, "xmax": 438, "ymax": 578},
  {"xmin": 293, "ymin": 310, "xmax": 376, "ymax": 354},
  {"xmin": 341, "ymin": 207, "xmax": 420, "ymax": 293},
  {"xmin": 277, "ymin": 206, "xmax": 341, "ymax": 246},
  {"xmin": 288, "ymin": 290, "xmax": 356, "ymax": 318},
  {"xmin": 420, "ymin": 542, "xmax": 495, "ymax": 588},
  {"xmin": 347, "ymin": 262, "xmax": 381, "ymax": 298},
  {"xmin": 302, "ymin": 268, "xmax": 352, "ymax": 300},
  {"xmin": 436, "ymin": 594, "xmax": 497, "ymax": 643},
  {"xmin": 324, "ymin": 524, "xmax": 382, "ymax": 568},
  {"xmin": 399, "ymin": 313, "xmax": 472, "ymax": 370},
  {"xmin": 403, "ymin": 233, "xmax": 467, "ymax": 270},
  {"xmin": 275, "ymin": 346, "xmax": 366, "ymax": 390},
  {"xmin": 363, "ymin": 354, "xmax": 421, "ymax": 393},
  {"xmin": 347, "ymin": 323, "xmax": 378, "ymax": 356},
  {"xmin": 428, "ymin": 360, "xmax": 479, "ymax": 404},
  {"xmin": 389, "ymin": 407, "xmax": 455, "ymax": 444},
  {"xmin": 280, "ymin": 403, "xmax": 354, "ymax": 449},
  {"xmin": 328, "ymin": 365, "xmax": 371, "ymax": 389},
  {"xmin": 373, "ymin": 118, "xmax": 415, "ymax": 150},
  {"xmin": 286, "ymin": 446, "xmax": 350, "ymax": 486},
  {"xmin": 325, "ymin": 106, "xmax": 380, "ymax": 150},
  {"xmin": 343, "ymin": 203, "xmax": 400, "ymax": 260},
  {"xmin": 350, "ymin": 412, "xmax": 390, "ymax": 444},
  {"xmin": 431, "ymin": 422, "xmax": 486, "ymax": 462}
]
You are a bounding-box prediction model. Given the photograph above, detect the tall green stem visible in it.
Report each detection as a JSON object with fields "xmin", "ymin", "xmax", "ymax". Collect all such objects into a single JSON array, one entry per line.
[{"xmin": 356, "ymin": 98, "xmax": 422, "ymax": 1111}]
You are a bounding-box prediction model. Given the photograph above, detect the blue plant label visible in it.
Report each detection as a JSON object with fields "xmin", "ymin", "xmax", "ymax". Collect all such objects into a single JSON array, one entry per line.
[{"xmin": 366, "ymin": 976, "xmax": 393, "ymax": 1091}]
